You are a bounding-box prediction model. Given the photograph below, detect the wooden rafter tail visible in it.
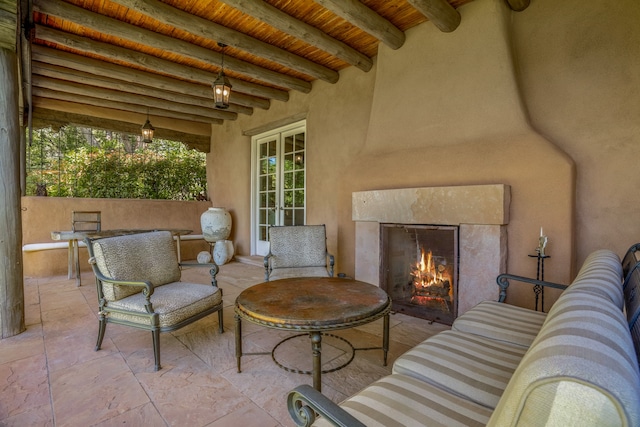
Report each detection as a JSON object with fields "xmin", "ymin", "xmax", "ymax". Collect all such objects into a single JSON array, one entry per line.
[
  {"xmin": 406, "ymin": 0, "xmax": 461, "ymax": 33},
  {"xmin": 506, "ymin": 0, "xmax": 531, "ymax": 12}
]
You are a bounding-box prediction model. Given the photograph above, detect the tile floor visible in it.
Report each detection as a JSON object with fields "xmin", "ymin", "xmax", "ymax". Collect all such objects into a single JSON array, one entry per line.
[{"xmin": 0, "ymin": 260, "xmax": 449, "ymax": 426}]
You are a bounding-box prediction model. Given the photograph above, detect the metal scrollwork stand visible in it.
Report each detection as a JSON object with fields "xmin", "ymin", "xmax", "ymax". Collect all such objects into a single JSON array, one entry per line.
[{"xmin": 528, "ymin": 252, "xmax": 550, "ymax": 311}]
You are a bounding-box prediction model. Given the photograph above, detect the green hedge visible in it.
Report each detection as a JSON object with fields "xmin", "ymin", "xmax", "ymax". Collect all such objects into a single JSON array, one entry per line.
[{"xmin": 27, "ymin": 127, "xmax": 207, "ymax": 200}]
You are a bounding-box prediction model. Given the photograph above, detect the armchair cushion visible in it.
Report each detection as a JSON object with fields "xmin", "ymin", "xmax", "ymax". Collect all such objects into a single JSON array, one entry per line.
[
  {"xmin": 269, "ymin": 225, "xmax": 328, "ymax": 269},
  {"xmin": 108, "ymin": 282, "xmax": 222, "ymax": 328},
  {"xmin": 267, "ymin": 266, "xmax": 331, "ymax": 281},
  {"xmin": 91, "ymin": 231, "xmax": 181, "ymax": 301}
]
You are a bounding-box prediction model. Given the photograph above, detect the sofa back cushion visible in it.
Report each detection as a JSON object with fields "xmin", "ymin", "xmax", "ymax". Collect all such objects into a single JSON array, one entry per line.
[
  {"xmin": 487, "ymin": 291, "xmax": 640, "ymax": 427},
  {"xmin": 565, "ymin": 249, "xmax": 624, "ymax": 309},
  {"xmin": 91, "ymin": 231, "xmax": 181, "ymax": 301}
]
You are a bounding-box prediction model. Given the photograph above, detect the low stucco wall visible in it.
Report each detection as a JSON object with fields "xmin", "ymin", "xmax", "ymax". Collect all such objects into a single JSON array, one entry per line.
[{"xmin": 21, "ymin": 197, "xmax": 212, "ymax": 277}]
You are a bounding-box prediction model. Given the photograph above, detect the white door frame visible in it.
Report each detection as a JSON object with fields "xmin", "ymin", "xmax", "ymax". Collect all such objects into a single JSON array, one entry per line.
[{"xmin": 250, "ymin": 120, "xmax": 306, "ymax": 255}]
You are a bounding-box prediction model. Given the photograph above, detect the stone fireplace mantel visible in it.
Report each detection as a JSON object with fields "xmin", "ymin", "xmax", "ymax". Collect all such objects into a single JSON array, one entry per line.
[{"xmin": 352, "ymin": 184, "xmax": 510, "ymax": 317}]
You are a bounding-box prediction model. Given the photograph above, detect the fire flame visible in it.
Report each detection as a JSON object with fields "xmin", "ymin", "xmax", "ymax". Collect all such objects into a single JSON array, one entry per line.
[{"xmin": 415, "ymin": 250, "xmax": 443, "ymax": 287}]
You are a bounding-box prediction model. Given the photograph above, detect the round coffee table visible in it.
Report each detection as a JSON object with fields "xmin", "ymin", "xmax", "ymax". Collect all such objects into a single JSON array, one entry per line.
[{"xmin": 234, "ymin": 277, "xmax": 391, "ymax": 391}]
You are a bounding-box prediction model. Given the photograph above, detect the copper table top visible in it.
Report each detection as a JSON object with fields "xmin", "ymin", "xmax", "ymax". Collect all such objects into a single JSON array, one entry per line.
[{"xmin": 235, "ymin": 277, "xmax": 391, "ymax": 330}]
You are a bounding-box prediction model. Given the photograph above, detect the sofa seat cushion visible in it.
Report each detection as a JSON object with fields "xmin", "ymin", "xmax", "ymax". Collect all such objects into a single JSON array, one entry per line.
[
  {"xmin": 452, "ymin": 301, "xmax": 547, "ymax": 347},
  {"xmin": 107, "ymin": 282, "xmax": 222, "ymax": 328},
  {"xmin": 393, "ymin": 330, "xmax": 528, "ymax": 409},
  {"xmin": 313, "ymin": 374, "xmax": 493, "ymax": 427},
  {"xmin": 267, "ymin": 267, "xmax": 330, "ymax": 281}
]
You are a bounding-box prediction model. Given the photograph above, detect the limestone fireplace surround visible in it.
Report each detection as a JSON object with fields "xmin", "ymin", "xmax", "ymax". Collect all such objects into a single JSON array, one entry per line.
[{"xmin": 352, "ymin": 184, "xmax": 510, "ymax": 317}]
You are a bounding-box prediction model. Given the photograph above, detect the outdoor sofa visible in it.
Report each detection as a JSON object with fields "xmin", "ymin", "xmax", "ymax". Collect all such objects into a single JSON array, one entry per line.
[{"xmin": 288, "ymin": 248, "xmax": 640, "ymax": 426}]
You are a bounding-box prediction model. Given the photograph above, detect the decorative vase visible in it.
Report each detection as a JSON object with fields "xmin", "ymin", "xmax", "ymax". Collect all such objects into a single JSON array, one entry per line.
[
  {"xmin": 213, "ymin": 240, "xmax": 234, "ymax": 265},
  {"xmin": 197, "ymin": 251, "xmax": 212, "ymax": 264},
  {"xmin": 201, "ymin": 207, "xmax": 232, "ymax": 243}
]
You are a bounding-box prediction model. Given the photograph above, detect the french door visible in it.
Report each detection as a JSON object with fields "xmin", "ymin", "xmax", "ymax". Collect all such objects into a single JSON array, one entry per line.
[{"xmin": 252, "ymin": 121, "xmax": 306, "ymax": 255}]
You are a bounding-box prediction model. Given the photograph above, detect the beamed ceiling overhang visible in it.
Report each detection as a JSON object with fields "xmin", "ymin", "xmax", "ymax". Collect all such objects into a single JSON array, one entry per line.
[{"xmin": 1, "ymin": 0, "xmax": 530, "ymax": 152}]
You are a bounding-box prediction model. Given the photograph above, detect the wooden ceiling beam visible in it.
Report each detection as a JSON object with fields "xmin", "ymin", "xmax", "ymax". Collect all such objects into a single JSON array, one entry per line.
[
  {"xmin": 31, "ymin": 45, "xmax": 268, "ymax": 110},
  {"xmin": 32, "ymin": 102, "xmax": 211, "ymax": 153},
  {"xmin": 32, "ymin": 61, "xmax": 253, "ymax": 116},
  {"xmin": 505, "ymin": 0, "xmax": 530, "ymax": 12},
  {"xmin": 217, "ymin": 0, "xmax": 373, "ymax": 72},
  {"xmin": 33, "ymin": 86, "xmax": 223, "ymax": 126},
  {"xmin": 406, "ymin": 0, "xmax": 461, "ymax": 33},
  {"xmin": 33, "ymin": 0, "xmax": 312, "ymax": 93},
  {"xmin": 109, "ymin": 0, "xmax": 340, "ymax": 84},
  {"xmin": 34, "ymin": 24, "xmax": 289, "ymax": 102},
  {"xmin": 32, "ymin": 74, "xmax": 237, "ymax": 121},
  {"xmin": 313, "ymin": 0, "xmax": 405, "ymax": 50},
  {"xmin": 32, "ymin": 107, "xmax": 210, "ymax": 151},
  {"xmin": 31, "ymin": 108, "xmax": 211, "ymax": 152}
]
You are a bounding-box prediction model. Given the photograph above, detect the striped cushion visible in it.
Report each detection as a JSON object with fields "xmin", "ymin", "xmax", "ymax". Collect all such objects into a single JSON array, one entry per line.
[
  {"xmin": 313, "ymin": 374, "xmax": 492, "ymax": 427},
  {"xmin": 107, "ymin": 282, "xmax": 222, "ymax": 328},
  {"xmin": 452, "ymin": 301, "xmax": 547, "ymax": 347},
  {"xmin": 392, "ymin": 330, "xmax": 528, "ymax": 408},
  {"xmin": 488, "ymin": 292, "xmax": 640, "ymax": 427},
  {"xmin": 568, "ymin": 249, "xmax": 623, "ymax": 308}
]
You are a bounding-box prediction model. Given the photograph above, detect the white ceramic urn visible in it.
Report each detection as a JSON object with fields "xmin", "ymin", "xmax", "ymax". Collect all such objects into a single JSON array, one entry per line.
[
  {"xmin": 213, "ymin": 240, "xmax": 234, "ymax": 265},
  {"xmin": 201, "ymin": 207, "xmax": 232, "ymax": 243}
]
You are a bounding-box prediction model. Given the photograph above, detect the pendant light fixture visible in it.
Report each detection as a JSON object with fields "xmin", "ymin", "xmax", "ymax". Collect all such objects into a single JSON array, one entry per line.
[
  {"xmin": 213, "ymin": 42, "xmax": 232, "ymax": 109},
  {"xmin": 141, "ymin": 109, "xmax": 155, "ymax": 143}
]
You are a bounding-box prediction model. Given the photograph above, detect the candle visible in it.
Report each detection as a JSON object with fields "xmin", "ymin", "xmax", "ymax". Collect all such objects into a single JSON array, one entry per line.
[{"xmin": 540, "ymin": 227, "xmax": 543, "ymax": 237}]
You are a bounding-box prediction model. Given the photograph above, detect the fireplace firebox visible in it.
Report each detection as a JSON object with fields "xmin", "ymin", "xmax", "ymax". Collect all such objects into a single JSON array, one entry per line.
[{"xmin": 380, "ymin": 224, "xmax": 458, "ymax": 325}]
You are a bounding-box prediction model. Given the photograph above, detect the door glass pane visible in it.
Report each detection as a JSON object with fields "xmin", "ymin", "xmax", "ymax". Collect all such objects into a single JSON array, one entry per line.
[
  {"xmin": 284, "ymin": 153, "xmax": 294, "ymax": 171},
  {"xmin": 284, "ymin": 135, "xmax": 294, "ymax": 153},
  {"xmin": 268, "ymin": 140, "xmax": 277, "ymax": 156},
  {"xmin": 283, "ymin": 189, "xmax": 293, "ymax": 208},
  {"xmin": 283, "ymin": 209, "xmax": 293, "ymax": 226},
  {"xmin": 284, "ymin": 171, "xmax": 293, "ymax": 189},
  {"xmin": 294, "ymin": 209, "xmax": 304, "ymax": 225}
]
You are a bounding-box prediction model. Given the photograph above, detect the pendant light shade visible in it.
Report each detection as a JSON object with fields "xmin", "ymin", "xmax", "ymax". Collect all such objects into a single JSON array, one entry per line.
[
  {"xmin": 213, "ymin": 71, "xmax": 232, "ymax": 109},
  {"xmin": 141, "ymin": 111, "xmax": 155, "ymax": 143},
  {"xmin": 213, "ymin": 43, "xmax": 232, "ymax": 109}
]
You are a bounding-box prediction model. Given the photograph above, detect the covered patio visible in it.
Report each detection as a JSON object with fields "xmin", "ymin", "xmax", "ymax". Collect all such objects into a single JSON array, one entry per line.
[
  {"xmin": 0, "ymin": 260, "xmax": 448, "ymax": 426},
  {"xmin": 1, "ymin": 0, "xmax": 640, "ymax": 424}
]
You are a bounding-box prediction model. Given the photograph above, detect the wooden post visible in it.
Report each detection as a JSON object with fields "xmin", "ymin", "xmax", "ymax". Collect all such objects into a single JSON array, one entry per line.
[{"xmin": 0, "ymin": 47, "xmax": 26, "ymax": 338}]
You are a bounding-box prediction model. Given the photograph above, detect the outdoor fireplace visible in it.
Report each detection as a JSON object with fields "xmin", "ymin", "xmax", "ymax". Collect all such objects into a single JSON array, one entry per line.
[
  {"xmin": 352, "ymin": 185, "xmax": 510, "ymax": 322},
  {"xmin": 381, "ymin": 224, "xmax": 458, "ymax": 324}
]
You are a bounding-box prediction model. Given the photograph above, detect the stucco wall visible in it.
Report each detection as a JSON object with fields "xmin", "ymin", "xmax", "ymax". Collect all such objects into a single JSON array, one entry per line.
[
  {"xmin": 513, "ymin": 0, "xmax": 640, "ymax": 263},
  {"xmin": 208, "ymin": 0, "xmax": 638, "ymax": 310},
  {"xmin": 21, "ymin": 197, "xmax": 211, "ymax": 276}
]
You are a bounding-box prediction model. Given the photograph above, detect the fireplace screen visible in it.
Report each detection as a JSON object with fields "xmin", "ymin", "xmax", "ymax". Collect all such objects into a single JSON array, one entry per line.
[{"xmin": 380, "ymin": 224, "xmax": 458, "ymax": 325}]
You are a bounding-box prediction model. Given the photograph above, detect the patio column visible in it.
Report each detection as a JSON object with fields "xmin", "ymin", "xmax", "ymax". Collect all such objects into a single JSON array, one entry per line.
[{"xmin": 0, "ymin": 47, "xmax": 25, "ymax": 338}]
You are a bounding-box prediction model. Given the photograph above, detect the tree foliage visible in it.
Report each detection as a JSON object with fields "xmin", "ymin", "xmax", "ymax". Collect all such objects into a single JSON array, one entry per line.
[{"xmin": 26, "ymin": 126, "xmax": 207, "ymax": 200}]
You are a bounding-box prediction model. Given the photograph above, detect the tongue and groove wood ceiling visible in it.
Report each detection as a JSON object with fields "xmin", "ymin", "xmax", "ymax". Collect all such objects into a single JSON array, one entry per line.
[{"xmin": 19, "ymin": 0, "xmax": 528, "ymax": 150}]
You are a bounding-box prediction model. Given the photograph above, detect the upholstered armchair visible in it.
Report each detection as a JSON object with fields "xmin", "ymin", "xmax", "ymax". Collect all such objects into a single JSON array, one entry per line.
[
  {"xmin": 85, "ymin": 230, "xmax": 223, "ymax": 371},
  {"xmin": 264, "ymin": 225, "xmax": 334, "ymax": 281}
]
